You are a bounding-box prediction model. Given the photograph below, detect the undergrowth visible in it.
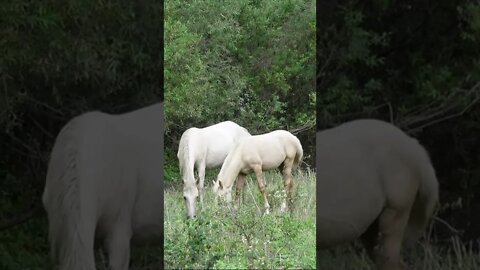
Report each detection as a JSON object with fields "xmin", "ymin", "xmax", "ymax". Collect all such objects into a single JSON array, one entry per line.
[{"xmin": 164, "ymin": 169, "xmax": 317, "ymax": 269}]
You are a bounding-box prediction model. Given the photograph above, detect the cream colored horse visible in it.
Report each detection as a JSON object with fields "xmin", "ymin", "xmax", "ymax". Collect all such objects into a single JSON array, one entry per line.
[
  {"xmin": 317, "ymin": 119, "xmax": 439, "ymax": 270},
  {"xmin": 42, "ymin": 103, "xmax": 163, "ymax": 270},
  {"xmin": 213, "ymin": 130, "xmax": 303, "ymax": 214},
  {"xmin": 177, "ymin": 121, "xmax": 251, "ymax": 218}
]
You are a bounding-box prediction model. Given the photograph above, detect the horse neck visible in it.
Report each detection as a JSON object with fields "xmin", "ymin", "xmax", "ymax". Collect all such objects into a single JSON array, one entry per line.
[
  {"xmin": 179, "ymin": 132, "xmax": 197, "ymax": 186},
  {"xmin": 218, "ymin": 150, "xmax": 241, "ymax": 189}
]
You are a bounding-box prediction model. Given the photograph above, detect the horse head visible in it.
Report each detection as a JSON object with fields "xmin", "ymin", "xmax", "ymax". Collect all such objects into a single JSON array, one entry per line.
[
  {"xmin": 212, "ymin": 179, "xmax": 232, "ymax": 203},
  {"xmin": 183, "ymin": 184, "xmax": 198, "ymax": 219}
]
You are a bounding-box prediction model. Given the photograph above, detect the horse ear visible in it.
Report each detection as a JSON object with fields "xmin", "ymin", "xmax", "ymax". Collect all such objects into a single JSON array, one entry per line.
[{"xmin": 219, "ymin": 180, "xmax": 223, "ymax": 189}]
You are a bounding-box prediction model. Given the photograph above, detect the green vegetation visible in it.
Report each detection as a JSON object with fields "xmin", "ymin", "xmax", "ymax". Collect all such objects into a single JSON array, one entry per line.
[
  {"xmin": 164, "ymin": 170, "xmax": 316, "ymax": 269},
  {"xmin": 318, "ymin": 0, "xmax": 480, "ymax": 261},
  {"xmin": 0, "ymin": 0, "xmax": 162, "ymax": 268},
  {"xmin": 0, "ymin": 217, "xmax": 52, "ymax": 269},
  {"xmin": 319, "ymin": 237, "xmax": 480, "ymax": 270},
  {"xmin": 164, "ymin": 0, "xmax": 316, "ymax": 171}
]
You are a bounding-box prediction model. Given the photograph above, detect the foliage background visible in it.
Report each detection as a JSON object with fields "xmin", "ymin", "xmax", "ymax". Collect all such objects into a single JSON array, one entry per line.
[
  {"xmin": 318, "ymin": 0, "xmax": 480, "ymax": 251},
  {"xmin": 0, "ymin": 0, "xmax": 162, "ymax": 268},
  {"xmin": 164, "ymin": 0, "xmax": 316, "ymax": 183}
]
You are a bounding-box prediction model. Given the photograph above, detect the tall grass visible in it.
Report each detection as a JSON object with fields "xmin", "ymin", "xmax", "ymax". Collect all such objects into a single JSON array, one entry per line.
[
  {"xmin": 163, "ymin": 169, "xmax": 317, "ymax": 269},
  {"xmin": 2, "ymin": 167, "xmax": 480, "ymax": 269},
  {"xmin": 318, "ymin": 228, "xmax": 480, "ymax": 270}
]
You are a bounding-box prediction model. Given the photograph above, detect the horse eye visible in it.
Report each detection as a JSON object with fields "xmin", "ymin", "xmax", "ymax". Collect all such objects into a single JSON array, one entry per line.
[{"xmin": 183, "ymin": 196, "xmax": 187, "ymax": 200}]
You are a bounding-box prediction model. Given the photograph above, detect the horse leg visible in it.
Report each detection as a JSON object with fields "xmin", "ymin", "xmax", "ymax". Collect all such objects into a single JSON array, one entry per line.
[
  {"xmin": 253, "ymin": 165, "xmax": 270, "ymax": 214},
  {"xmin": 375, "ymin": 207, "xmax": 410, "ymax": 270},
  {"xmin": 281, "ymin": 158, "xmax": 294, "ymax": 213},
  {"xmin": 197, "ymin": 163, "xmax": 205, "ymax": 204},
  {"xmin": 105, "ymin": 223, "xmax": 132, "ymax": 270},
  {"xmin": 235, "ymin": 173, "xmax": 246, "ymax": 209},
  {"xmin": 360, "ymin": 219, "xmax": 379, "ymax": 263}
]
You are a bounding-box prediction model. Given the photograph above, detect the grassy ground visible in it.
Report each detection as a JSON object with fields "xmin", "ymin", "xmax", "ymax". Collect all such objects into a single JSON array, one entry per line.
[
  {"xmin": 164, "ymin": 169, "xmax": 317, "ymax": 269},
  {"xmin": 0, "ymin": 216, "xmax": 52, "ymax": 269},
  {"xmin": 2, "ymin": 167, "xmax": 480, "ymax": 269},
  {"xmin": 0, "ymin": 210, "xmax": 165, "ymax": 269},
  {"xmin": 318, "ymin": 230, "xmax": 480, "ymax": 270}
]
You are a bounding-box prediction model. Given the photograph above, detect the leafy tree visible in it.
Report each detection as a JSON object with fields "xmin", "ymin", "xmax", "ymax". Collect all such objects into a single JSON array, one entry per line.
[
  {"xmin": 318, "ymin": 0, "xmax": 480, "ymax": 242},
  {"xmin": 164, "ymin": 0, "xmax": 316, "ymax": 179},
  {"xmin": 0, "ymin": 0, "xmax": 162, "ymax": 266}
]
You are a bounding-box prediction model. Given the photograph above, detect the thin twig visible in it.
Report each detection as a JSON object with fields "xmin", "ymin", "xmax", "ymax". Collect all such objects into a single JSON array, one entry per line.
[
  {"xmin": 289, "ymin": 120, "xmax": 315, "ymax": 135},
  {"xmin": 433, "ymin": 216, "xmax": 461, "ymax": 235},
  {"xmin": 406, "ymin": 95, "xmax": 480, "ymax": 134}
]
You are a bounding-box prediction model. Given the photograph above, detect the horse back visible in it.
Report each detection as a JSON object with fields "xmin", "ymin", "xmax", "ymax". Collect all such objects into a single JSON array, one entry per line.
[
  {"xmin": 234, "ymin": 130, "xmax": 301, "ymax": 170},
  {"xmin": 184, "ymin": 121, "xmax": 250, "ymax": 168}
]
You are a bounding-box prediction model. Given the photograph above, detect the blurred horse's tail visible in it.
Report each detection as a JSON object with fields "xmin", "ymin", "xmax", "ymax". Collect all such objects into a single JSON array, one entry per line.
[
  {"xmin": 42, "ymin": 117, "xmax": 96, "ymax": 270},
  {"xmin": 404, "ymin": 143, "xmax": 439, "ymax": 247}
]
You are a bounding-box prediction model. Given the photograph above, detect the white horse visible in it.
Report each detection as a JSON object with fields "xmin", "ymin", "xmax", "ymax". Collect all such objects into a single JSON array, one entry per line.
[
  {"xmin": 42, "ymin": 103, "xmax": 163, "ymax": 270},
  {"xmin": 213, "ymin": 130, "xmax": 303, "ymax": 214},
  {"xmin": 177, "ymin": 121, "xmax": 251, "ymax": 218},
  {"xmin": 317, "ymin": 119, "xmax": 439, "ymax": 270}
]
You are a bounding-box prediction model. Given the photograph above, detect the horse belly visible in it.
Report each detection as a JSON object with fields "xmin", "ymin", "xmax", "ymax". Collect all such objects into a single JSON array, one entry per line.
[
  {"xmin": 131, "ymin": 197, "xmax": 162, "ymax": 244},
  {"xmin": 131, "ymin": 168, "xmax": 163, "ymax": 244},
  {"xmin": 317, "ymin": 216, "xmax": 364, "ymax": 248},
  {"xmin": 205, "ymin": 142, "xmax": 234, "ymax": 168},
  {"xmin": 261, "ymin": 158, "xmax": 285, "ymax": 170},
  {"xmin": 205, "ymin": 151, "xmax": 228, "ymax": 168},
  {"xmin": 318, "ymin": 199, "xmax": 383, "ymax": 248},
  {"xmin": 317, "ymin": 164, "xmax": 384, "ymax": 247},
  {"xmin": 259, "ymin": 147, "xmax": 286, "ymax": 170}
]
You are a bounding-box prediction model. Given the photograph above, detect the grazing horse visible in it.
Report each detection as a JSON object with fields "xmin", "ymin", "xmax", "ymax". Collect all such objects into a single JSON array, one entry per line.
[
  {"xmin": 178, "ymin": 121, "xmax": 251, "ymax": 218},
  {"xmin": 213, "ymin": 130, "xmax": 303, "ymax": 214},
  {"xmin": 42, "ymin": 103, "xmax": 164, "ymax": 270},
  {"xmin": 316, "ymin": 119, "xmax": 439, "ymax": 270}
]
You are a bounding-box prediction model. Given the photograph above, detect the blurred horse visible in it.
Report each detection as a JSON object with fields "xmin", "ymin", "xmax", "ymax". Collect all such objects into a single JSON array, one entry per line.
[
  {"xmin": 42, "ymin": 103, "xmax": 164, "ymax": 270},
  {"xmin": 317, "ymin": 119, "xmax": 439, "ymax": 270}
]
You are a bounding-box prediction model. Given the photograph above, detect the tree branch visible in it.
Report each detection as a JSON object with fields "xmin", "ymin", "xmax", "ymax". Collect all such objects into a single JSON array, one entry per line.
[
  {"xmin": 289, "ymin": 120, "xmax": 315, "ymax": 135},
  {"xmin": 398, "ymin": 82, "xmax": 480, "ymax": 134}
]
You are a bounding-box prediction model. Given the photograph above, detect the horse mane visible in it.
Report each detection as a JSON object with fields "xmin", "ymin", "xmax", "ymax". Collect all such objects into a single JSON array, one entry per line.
[
  {"xmin": 178, "ymin": 129, "xmax": 196, "ymax": 187},
  {"xmin": 216, "ymin": 142, "xmax": 241, "ymax": 188},
  {"xmin": 240, "ymin": 126, "xmax": 251, "ymax": 136}
]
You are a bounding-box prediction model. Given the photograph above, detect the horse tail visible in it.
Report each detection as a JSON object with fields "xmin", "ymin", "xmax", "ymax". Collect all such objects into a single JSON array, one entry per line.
[
  {"xmin": 42, "ymin": 117, "xmax": 96, "ymax": 270},
  {"xmin": 292, "ymin": 135, "xmax": 304, "ymax": 170},
  {"xmin": 404, "ymin": 144, "xmax": 439, "ymax": 247}
]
